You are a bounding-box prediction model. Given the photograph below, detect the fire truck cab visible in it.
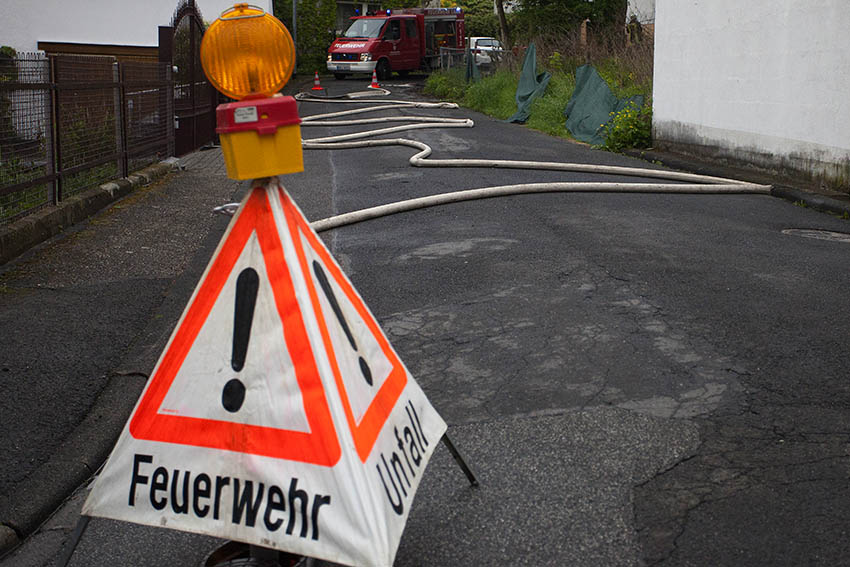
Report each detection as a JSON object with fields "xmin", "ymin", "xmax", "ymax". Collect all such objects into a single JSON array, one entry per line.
[{"xmin": 327, "ymin": 8, "xmax": 465, "ymax": 80}]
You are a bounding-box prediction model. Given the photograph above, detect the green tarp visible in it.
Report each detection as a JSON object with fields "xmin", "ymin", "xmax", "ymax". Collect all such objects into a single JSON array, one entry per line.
[
  {"xmin": 505, "ymin": 43, "xmax": 551, "ymax": 124},
  {"xmin": 465, "ymin": 47, "xmax": 482, "ymax": 83},
  {"xmin": 564, "ymin": 64, "xmax": 644, "ymax": 145}
]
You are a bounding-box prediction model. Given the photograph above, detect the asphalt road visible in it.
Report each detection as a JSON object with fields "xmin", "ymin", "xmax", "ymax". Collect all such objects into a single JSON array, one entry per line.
[{"xmin": 3, "ymin": 76, "xmax": 850, "ymax": 566}]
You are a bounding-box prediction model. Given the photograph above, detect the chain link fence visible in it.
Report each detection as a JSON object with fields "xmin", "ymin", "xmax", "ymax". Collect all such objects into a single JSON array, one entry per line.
[
  {"xmin": 0, "ymin": 53, "xmax": 173, "ymax": 226},
  {"xmin": 438, "ymin": 47, "xmax": 518, "ymax": 76}
]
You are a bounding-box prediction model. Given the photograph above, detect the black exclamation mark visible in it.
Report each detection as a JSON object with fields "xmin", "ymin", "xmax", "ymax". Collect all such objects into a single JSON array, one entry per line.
[
  {"xmin": 222, "ymin": 267, "xmax": 259, "ymax": 413},
  {"xmin": 312, "ymin": 261, "xmax": 373, "ymax": 387}
]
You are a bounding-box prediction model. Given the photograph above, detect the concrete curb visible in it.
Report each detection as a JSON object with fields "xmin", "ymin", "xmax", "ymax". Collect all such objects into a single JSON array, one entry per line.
[
  {"xmin": 0, "ymin": 201, "xmax": 231, "ymax": 558},
  {"xmin": 0, "ymin": 374, "xmax": 148, "ymax": 552},
  {"xmin": 0, "ymin": 157, "xmax": 182, "ymax": 555},
  {"xmin": 0, "ymin": 158, "xmax": 180, "ymax": 266},
  {"xmin": 769, "ymin": 185, "xmax": 850, "ymax": 216},
  {"xmin": 623, "ymin": 148, "xmax": 850, "ymax": 217},
  {"xmin": 0, "ymin": 176, "xmax": 236, "ymax": 557}
]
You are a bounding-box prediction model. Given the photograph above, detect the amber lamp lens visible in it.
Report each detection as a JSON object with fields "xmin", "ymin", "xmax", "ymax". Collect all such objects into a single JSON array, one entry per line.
[{"xmin": 200, "ymin": 4, "xmax": 295, "ymax": 100}]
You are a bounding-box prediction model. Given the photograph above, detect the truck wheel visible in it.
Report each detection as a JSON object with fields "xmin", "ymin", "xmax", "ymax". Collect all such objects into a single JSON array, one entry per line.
[
  {"xmin": 333, "ymin": 73, "xmax": 347, "ymax": 80},
  {"xmin": 376, "ymin": 60, "xmax": 391, "ymax": 81}
]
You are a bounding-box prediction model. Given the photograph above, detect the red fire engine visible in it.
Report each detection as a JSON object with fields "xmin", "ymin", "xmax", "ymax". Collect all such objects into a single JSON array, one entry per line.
[{"xmin": 327, "ymin": 7, "xmax": 465, "ymax": 80}]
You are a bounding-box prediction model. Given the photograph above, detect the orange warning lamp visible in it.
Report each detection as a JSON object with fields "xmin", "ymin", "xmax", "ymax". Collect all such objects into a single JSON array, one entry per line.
[
  {"xmin": 200, "ymin": 4, "xmax": 303, "ymax": 180},
  {"xmin": 201, "ymin": 3, "xmax": 294, "ymax": 100}
]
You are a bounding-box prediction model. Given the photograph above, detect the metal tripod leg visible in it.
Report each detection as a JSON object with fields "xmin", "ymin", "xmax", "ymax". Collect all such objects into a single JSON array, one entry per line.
[{"xmin": 441, "ymin": 434, "xmax": 479, "ymax": 487}]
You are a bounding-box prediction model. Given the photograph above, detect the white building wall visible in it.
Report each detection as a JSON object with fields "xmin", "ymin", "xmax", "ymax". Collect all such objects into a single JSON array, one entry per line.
[
  {"xmin": 653, "ymin": 0, "xmax": 850, "ymax": 184},
  {"xmin": 2, "ymin": 0, "xmax": 273, "ymax": 53}
]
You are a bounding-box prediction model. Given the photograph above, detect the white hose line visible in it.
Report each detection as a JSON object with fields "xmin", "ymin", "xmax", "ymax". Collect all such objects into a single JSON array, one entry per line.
[
  {"xmin": 304, "ymin": 121, "xmax": 474, "ymax": 144},
  {"xmin": 300, "ymin": 103, "xmax": 461, "ymax": 122},
  {"xmin": 303, "ymin": 136, "xmax": 769, "ymax": 188},
  {"xmin": 310, "ymin": 183, "xmax": 767, "ymax": 233},
  {"xmin": 297, "ymin": 87, "xmax": 392, "ymax": 99},
  {"xmin": 303, "ymin": 116, "xmax": 471, "ymax": 127},
  {"xmin": 295, "ymin": 90, "xmax": 772, "ymax": 232}
]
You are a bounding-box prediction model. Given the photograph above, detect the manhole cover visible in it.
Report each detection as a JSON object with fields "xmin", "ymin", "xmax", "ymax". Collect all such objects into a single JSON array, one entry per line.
[{"xmin": 782, "ymin": 228, "xmax": 850, "ymax": 243}]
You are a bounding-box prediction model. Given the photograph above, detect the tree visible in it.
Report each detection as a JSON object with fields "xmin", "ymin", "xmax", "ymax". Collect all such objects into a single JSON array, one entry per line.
[
  {"xmin": 463, "ymin": 0, "xmax": 500, "ymax": 38},
  {"xmin": 494, "ymin": 0, "xmax": 510, "ymax": 49},
  {"xmin": 442, "ymin": 0, "xmax": 504, "ymax": 42},
  {"xmin": 511, "ymin": 0, "xmax": 628, "ymax": 39},
  {"xmin": 274, "ymin": 0, "xmax": 337, "ymax": 72}
]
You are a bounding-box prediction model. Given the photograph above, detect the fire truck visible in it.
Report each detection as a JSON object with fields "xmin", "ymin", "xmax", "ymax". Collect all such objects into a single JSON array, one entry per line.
[{"xmin": 326, "ymin": 7, "xmax": 465, "ymax": 80}]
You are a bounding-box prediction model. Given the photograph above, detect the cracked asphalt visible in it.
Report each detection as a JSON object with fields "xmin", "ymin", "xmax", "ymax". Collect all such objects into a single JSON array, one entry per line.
[
  {"xmin": 334, "ymin": 188, "xmax": 850, "ymax": 565},
  {"xmin": 2, "ymin": 77, "xmax": 850, "ymax": 565},
  {"xmin": 287, "ymin": 81, "xmax": 850, "ymax": 565}
]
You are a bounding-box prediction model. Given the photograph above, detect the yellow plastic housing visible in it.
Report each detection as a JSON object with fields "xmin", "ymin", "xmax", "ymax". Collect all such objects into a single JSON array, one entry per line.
[
  {"xmin": 200, "ymin": 4, "xmax": 295, "ymax": 100},
  {"xmin": 220, "ymin": 125, "xmax": 304, "ymax": 180}
]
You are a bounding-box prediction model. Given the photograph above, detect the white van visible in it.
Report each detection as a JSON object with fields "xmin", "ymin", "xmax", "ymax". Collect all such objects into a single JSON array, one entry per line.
[{"xmin": 467, "ymin": 36, "xmax": 503, "ymax": 67}]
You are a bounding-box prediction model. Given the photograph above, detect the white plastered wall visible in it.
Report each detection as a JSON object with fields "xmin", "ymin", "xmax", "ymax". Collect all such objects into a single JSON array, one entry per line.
[
  {"xmin": 653, "ymin": 0, "xmax": 850, "ymax": 184},
  {"xmin": 2, "ymin": 0, "xmax": 273, "ymax": 53}
]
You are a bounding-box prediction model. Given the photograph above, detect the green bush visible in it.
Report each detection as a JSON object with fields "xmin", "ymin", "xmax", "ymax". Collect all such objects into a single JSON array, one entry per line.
[
  {"xmin": 546, "ymin": 51, "xmax": 566, "ymax": 74},
  {"xmin": 0, "ymin": 149, "xmax": 23, "ymax": 187},
  {"xmin": 423, "ymin": 68, "xmax": 467, "ymax": 101},
  {"xmin": 463, "ymin": 70, "xmax": 517, "ymax": 119},
  {"xmin": 527, "ymin": 71, "xmax": 575, "ymax": 137},
  {"xmin": 424, "ymin": 53, "xmax": 652, "ymax": 152},
  {"xmin": 0, "ymin": 46, "xmax": 17, "ymax": 144},
  {"xmin": 424, "ymin": 69, "xmax": 519, "ymax": 119},
  {"xmin": 601, "ymin": 101, "xmax": 652, "ymax": 152},
  {"xmin": 0, "ymin": 147, "xmax": 48, "ymax": 222},
  {"xmin": 595, "ymin": 59, "xmax": 651, "ymax": 100},
  {"xmin": 274, "ymin": 0, "xmax": 336, "ymax": 73}
]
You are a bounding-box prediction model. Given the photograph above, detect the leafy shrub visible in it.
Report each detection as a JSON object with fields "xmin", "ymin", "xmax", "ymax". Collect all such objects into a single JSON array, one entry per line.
[
  {"xmin": 425, "ymin": 51, "xmax": 653, "ymax": 152},
  {"xmin": 601, "ymin": 101, "xmax": 652, "ymax": 152},
  {"xmin": 424, "ymin": 68, "xmax": 518, "ymax": 119},
  {"xmin": 0, "ymin": 149, "xmax": 23, "ymax": 187},
  {"xmin": 527, "ymin": 71, "xmax": 575, "ymax": 137},
  {"xmin": 423, "ymin": 68, "xmax": 467, "ymax": 101},
  {"xmin": 274, "ymin": 0, "xmax": 336, "ymax": 73},
  {"xmin": 595, "ymin": 59, "xmax": 651, "ymax": 99},
  {"xmin": 0, "ymin": 46, "xmax": 15, "ymax": 58},
  {"xmin": 0, "ymin": 148, "xmax": 48, "ymax": 222},
  {"xmin": 463, "ymin": 70, "xmax": 518, "ymax": 119},
  {"xmin": 546, "ymin": 51, "xmax": 566, "ymax": 74},
  {"xmin": 0, "ymin": 46, "xmax": 17, "ymax": 144}
]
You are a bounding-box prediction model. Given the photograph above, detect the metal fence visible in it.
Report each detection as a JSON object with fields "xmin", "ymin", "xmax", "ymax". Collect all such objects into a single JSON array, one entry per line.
[
  {"xmin": 0, "ymin": 53, "xmax": 174, "ymax": 226},
  {"xmin": 438, "ymin": 47, "xmax": 516, "ymax": 75}
]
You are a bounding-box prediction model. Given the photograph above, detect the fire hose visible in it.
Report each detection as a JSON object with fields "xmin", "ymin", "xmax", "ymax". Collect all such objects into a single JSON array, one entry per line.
[{"xmin": 218, "ymin": 89, "xmax": 773, "ymax": 230}]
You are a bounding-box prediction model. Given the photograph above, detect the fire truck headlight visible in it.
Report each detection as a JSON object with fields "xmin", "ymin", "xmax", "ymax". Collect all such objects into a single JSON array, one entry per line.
[
  {"xmin": 327, "ymin": 54, "xmax": 332, "ymax": 62},
  {"xmin": 360, "ymin": 53, "xmax": 372, "ymax": 62}
]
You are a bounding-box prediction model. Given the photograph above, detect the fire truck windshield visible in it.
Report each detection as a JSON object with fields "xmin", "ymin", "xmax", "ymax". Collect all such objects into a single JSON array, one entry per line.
[{"xmin": 343, "ymin": 18, "xmax": 387, "ymax": 38}]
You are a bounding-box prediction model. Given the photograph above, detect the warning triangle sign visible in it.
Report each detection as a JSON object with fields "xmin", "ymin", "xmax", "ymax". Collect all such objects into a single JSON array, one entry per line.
[
  {"xmin": 83, "ymin": 178, "xmax": 448, "ymax": 567},
  {"xmin": 282, "ymin": 194, "xmax": 408, "ymax": 462},
  {"xmin": 127, "ymin": 187, "xmax": 342, "ymax": 466}
]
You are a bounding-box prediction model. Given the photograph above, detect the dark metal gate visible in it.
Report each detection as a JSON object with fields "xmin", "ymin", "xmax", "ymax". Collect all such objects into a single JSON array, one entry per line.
[
  {"xmin": 158, "ymin": 0, "xmax": 216, "ymax": 156},
  {"xmin": 0, "ymin": 53, "xmax": 173, "ymax": 226}
]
